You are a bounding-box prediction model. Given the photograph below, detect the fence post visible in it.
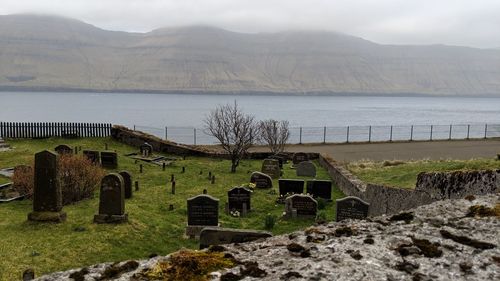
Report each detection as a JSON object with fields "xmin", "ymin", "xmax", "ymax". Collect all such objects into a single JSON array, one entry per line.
[
  {"xmin": 299, "ymin": 127, "xmax": 302, "ymax": 144},
  {"xmin": 323, "ymin": 126, "xmax": 326, "ymax": 144},
  {"xmin": 368, "ymin": 126, "xmax": 371, "ymax": 142},
  {"xmin": 165, "ymin": 126, "xmax": 168, "ymax": 140},
  {"xmin": 410, "ymin": 125, "xmax": 413, "ymax": 141},
  {"xmin": 467, "ymin": 124, "xmax": 470, "ymax": 139},
  {"xmin": 346, "ymin": 126, "xmax": 350, "ymax": 143},
  {"xmin": 133, "ymin": 125, "xmax": 136, "ymax": 131},
  {"xmin": 390, "ymin": 125, "xmax": 393, "ymax": 142},
  {"xmin": 448, "ymin": 124, "xmax": 452, "ymax": 140},
  {"xmin": 484, "ymin": 124, "xmax": 488, "ymax": 139},
  {"xmin": 430, "ymin": 125, "xmax": 433, "ymax": 141},
  {"xmin": 194, "ymin": 128, "xmax": 197, "ymax": 145}
]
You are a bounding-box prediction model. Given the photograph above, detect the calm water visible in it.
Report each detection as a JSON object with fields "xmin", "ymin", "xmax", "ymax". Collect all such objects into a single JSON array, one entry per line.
[{"xmin": 1, "ymin": 92, "xmax": 499, "ymax": 128}]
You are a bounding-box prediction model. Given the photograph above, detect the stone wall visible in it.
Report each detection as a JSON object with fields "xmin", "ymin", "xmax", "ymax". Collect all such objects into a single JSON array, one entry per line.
[{"xmin": 318, "ymin": 154, "xmax": 499, "ymax": 216}]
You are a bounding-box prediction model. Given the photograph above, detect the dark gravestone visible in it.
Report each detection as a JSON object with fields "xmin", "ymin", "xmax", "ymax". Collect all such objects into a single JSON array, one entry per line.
[
  {"xmin": 119, "ymin": 171, "xmax": 133, "ymax": 199},
  {"xmin": 250, "ymin": 171, "xmax": 273, "ymax": 189},
  {"xmin": 83, "ymin": 150, "xmax": 100, "ymax": 164},
  {"xmin": 28, "ymin": 150, "xmax": 66, "ymax": 222},
  {"xmin": 54, "ymin": 144, "xmax": 73, "ymax": 155},
  {"xmin": 306, "ymin": 180, "xmax": 332, "ymax": 201},
  {"xmin": 292, "ymin": 152, "xmax": 308, "ymax": 165},
  {"xmin": 140, "ymin": 142, "xmax": 153, "ymax": 157},
  {"xmin": 186, "ymin": 194, "xmax": 219, "ymax": 238},
  {"xmin": 269, "ymin": 155, "xmax": 284, "ymax": 169},
  {"xmin": 278, "ymin": 179, "xmax": 304, "ymax": 196},
  {"xmin": 199, "ymin": 227, "xmax": 272, "ymax": 249},
  {"xmin": 336, "ymin": 196, "xmax": 370, "ymax": 222},
  {"xmin": 296, "ymin": 161, "xmax": 316, "ymax": 177},
  {"xmin": 94, "ymin": 173, "xmax": 128, "ymax": 223},
  {"xmin": 261, "ymin": 158, "xmax": 280, "ymax": 179},
  {"xmin": 227, "ymin": 187, "xmax": 252, "ymax": 212},
  {"xmin": 101, "ymin": 151, "xmax": 118, "ymax": 169},
  {"xmin": 285, "ymin": 194, "xmax": 317, "ymax": 218}
]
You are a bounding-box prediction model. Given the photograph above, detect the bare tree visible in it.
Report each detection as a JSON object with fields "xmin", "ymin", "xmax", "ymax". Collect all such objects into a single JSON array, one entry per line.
[
  {"xmin": 204, "ymin": 102, "xmax": 256, "ymax": 173},
  {"xmin": 258, "ymin": 119, "xmax": 290, "ymax": 154}
]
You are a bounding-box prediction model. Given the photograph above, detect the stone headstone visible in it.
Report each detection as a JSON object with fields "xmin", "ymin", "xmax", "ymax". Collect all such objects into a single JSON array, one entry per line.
[
  {"xmin": 306, "ymin": 180, "xmax": 332, "ymax": 201},
  {"xmin": 140, "ymin": 142, "xmax": 153, "ymax": 157},
  {"xmin": 186, "ymin": 194, "xmax": 219, "ymax": 238},
  {"xmin": 285, "ymin": 194, "xmax": 317, "ymax": 218},
  {"xmin": 118, "ymin": 171, "xmax": 133, "ymax": 199},
  {"xmin": 101, "ymin": 151, "xmax": 118, "ymax": 169},
  {"xmin": 296, "ymin": 161, "xmax": 316, "ymax": 177},
  {"xmin": 227, "ymin": 187, "xmax": 252, "ymax": 212},
  {"xmin": 250, "ymin": 171, "xmax": 273, "ymax": 189},
  {"xmin": 54, "ymin": 144, "xmax": 73, "ymax": 155},
  {"xmin": 261, "ymin": 158, "xmax": 280, "ymax": 179},
  {"xmin": 269, "ymin": 155, "xmax": 284, "ymax": 169},
  {"xmin": 94, "ymin": 173, "xmax": 128, "ymax": 223},
  {"xmin": 199, "ymin": 227, "xmax": 272, "ymax": 249},
  {"xmin": 278, "ymin": 179, "xmax": 304, "ymax": 196},
  {"xmin": 292, "ymin": 152, "xmax": 308, "ymax": 165},
  {"xmin": 83, "ymin": 150, "xmax": 100, "ymax": 164},
  {"xmin": 336, "ymin": 196, "xmax": 369, "ymax": 222},
  {"xmin": 28, "ymin": 150, "xmax": 66, "ymax": 222}
]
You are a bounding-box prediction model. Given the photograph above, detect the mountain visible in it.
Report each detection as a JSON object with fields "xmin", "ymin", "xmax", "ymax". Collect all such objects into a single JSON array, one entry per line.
[{"xmin": 1, "ymin": 14, "xmax": 500, "ymax": 96}]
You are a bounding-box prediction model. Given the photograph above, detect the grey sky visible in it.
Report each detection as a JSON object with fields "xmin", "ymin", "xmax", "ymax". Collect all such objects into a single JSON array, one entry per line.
[{"xmin": 1, "ymin": 0, "xmax": 499, "ymax": 48}]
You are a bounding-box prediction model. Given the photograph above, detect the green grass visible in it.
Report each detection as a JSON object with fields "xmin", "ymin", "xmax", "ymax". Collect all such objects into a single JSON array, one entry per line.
[
  {"xmin": 348, "ymin": 158, "xmax": 500, "ymax": 189},
  {"xmin": 0, "ymin": 138, "xmax": 343, "ymax": 280}
]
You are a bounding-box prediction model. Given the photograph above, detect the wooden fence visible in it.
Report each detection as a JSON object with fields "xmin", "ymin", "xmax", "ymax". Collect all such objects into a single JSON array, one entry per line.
[{"xmin": 0, "ymin": 122, "xmax": 112, "ymax": 138}]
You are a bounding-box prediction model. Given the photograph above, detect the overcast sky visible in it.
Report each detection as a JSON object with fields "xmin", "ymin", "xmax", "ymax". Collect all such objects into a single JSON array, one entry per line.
[{"xmin": 1, "ymin": 0, "xmax": 499, "ymax": 48}]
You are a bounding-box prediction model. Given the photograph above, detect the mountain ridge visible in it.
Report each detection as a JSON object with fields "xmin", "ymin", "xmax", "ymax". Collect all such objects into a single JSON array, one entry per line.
[{"xmin": 1, "ymin": 14, "xmax": 499, "ymax": 96}]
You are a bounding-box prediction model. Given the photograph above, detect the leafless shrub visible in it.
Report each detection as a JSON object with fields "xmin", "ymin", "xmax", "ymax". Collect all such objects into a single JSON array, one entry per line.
[{"xmin": 258, "ymin": 119, "xmax": 290, "ymax": 154}]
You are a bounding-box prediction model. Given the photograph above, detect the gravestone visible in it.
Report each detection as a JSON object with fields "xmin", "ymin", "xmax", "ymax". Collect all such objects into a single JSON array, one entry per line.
[
  {"xmin": 250, "ymin": 171, "xmax": 273, "ymax": 189},
  {"xmin": 101, "ymin": 151, "xmax": 118, "ymax": 168},
  {"xmin": 306, "ymin": 180, "xmax": 332, "ymax": 201},
  {"xmin": 118, "ymin": 171, "xmax": 133, "ymax": 199},
  {"xmin": 94, "ymin": 173, "xmax": 128, "ymax": 223},
  {"xmin": 186, "ymin": 194, "xmax": 219, "ymax": 238},
  {"xmin": 54, "ymin": 144, "xmax": 73, "ymax": 155},
  {"xmin": 199, "ymin": 227, "xmax": 272, "ymax": 249},
  {"xmin": 83, "ymin": 150, "xmax": 100, "ymax": 164},
  {"xmin": 285, "ymin": 194, "xmax": 317, "ymax": 218},
  {"xmin": 269, "ymin": 155, "xmax": 284, "ymax": 169},
  {"xmin": 28, "ymin": 150, "xmax": 66, "ymax": 222},
  {"xmin": 227, "ymin": 187, "xmax": 252, "ymax": 212},
  {"xmin": 296, "ymin": 161, "xmax": 316, "ymax": 177},
  {"xmin": 336, "ymin": 196, "xmax": 370, "ymax": 222},
  {"xmin": 292, "ymin": 152, "xmax": 308, "ymax": 165},
  {"xmin": 278, "ymin": 179, "xmax": 304, "ymax": 196},
  {"xmin": 261, "ymin": 158, "xmax": 280, "ymax": 179},
  {"xmin": 140, "ymin": 142, "xmax": 153, "ymax": 157}
]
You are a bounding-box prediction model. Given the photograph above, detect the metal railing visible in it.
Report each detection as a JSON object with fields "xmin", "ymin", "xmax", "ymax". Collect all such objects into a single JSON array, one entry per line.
[
  {"xmin": 0, "ymin": 122, "xmax": 112, "ymax": 138},
  {"xmin": 134, "ymin": 123, "xmax": 500, "ymax": 145}
]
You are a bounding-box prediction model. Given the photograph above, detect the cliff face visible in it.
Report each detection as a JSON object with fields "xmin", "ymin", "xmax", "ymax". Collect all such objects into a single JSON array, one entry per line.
[
  {"xmin": 35, "ymin": 194, "xmax": 499, "ymax": 280},
  {"xmin": 1, "ymin": 15, "xmax": 500, "ymax": 96}
]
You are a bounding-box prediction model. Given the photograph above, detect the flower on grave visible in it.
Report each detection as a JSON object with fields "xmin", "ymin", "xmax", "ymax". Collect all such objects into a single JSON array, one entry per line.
[{"xmin": 230, "ymin": 210, "xmax": 240, "ymax": 217}]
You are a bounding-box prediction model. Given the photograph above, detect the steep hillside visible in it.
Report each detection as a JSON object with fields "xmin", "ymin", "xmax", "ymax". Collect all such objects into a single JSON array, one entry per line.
[{"xmin": 1, "ymin": 15, "xmax": 500, "ymax": 95}]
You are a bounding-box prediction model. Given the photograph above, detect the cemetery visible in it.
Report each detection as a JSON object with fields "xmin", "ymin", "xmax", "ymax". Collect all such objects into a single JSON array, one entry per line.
[{"xmin": 0, "ymin": 137, "xmax": 342, "ymax": 279}]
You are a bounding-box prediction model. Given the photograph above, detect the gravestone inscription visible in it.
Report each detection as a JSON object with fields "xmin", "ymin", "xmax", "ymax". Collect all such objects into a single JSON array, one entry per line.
[
  {"xmin": 28, "ymin": 150, "xmax": 66, "ymax": 222},
  {"xmin": 261, "ymin": 158, "xmax": 280, "ymax": 179},
  {"xmin": 186, "ymin": 194, "xmax": 219, "ymax": 238},
  {"xmin": 278, "ymin": 179, "xmax": 304, "ymax": 196},
  {"xmin": 250, "ymin": 171, "xmax": 273, "ymax": 189},
  {"xmin": 119, "ymin": 171, "xmax": 133, "ymax": 199},
  {"xmin": 269, "ymin": 155, "xmax": 284, "ymax": 169},
  {"xmin": 336, "ymin": 196, "xmax": 369, "ymax": 222},
  {"xmin": 227, "ymin": 187, "xmax": 252, "ymax": 212},
  {"xmin": 94, "ymin": 173, "xmax": 128, "ymax": 223},
  {"xmin": 285, "ymin": 194, "xmax": 317, "ymax": 218},
  {"xmin": 296, "ymin": 161, "xmax": 316, "ymax": 177},
  {"xmin": 306, "ymin": 180, "xmax": 332, "ymax": 201},
  {"xmin": 101, "ymin": 151, "xmax": 118, "ymax": 168}
]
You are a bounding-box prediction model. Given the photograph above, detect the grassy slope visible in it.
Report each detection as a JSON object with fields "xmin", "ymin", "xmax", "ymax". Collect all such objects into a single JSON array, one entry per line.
[
  {"xmin": 0, "ymin": 138, "xmax": 343, "ymax": 280},
  {"xmin": 348, "ymin": 159, "xmax": 500, "ymax": 189}
]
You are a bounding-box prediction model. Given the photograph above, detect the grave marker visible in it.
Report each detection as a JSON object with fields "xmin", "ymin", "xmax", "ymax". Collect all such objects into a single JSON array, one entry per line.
[
  {"xmin": 306, "ymin": 180, "xmax": 332, "ymax": 201},
  {"xmin": 296, "ymin": 161, "xmax": 316, "ymax": 177},
  {"xmin": 94, "ymin": 173, "xmax": 128, "ymax": 223},
  {"xmin": 278, "ymin": 179, "xmax": 304, "ymax": 196},
  {"xmin": 186, "ymin": 194, "xmax": 219, "ymax": 238},
  {"xmin": 101, "ymin": 151, "xmax": 118, "ymax": 169},
  {"xmin": 269, "ymin": 155, "xmax": 284, "ymax": 169},
  {"xmin": 54, "ymin": 144, "xmax": 73, "ymax": 155},
  {"xmin": 261, "ymin": 158, "xmax": 280, "ymax": 179},
  {"xmin": 292, "ymin": 152, "xmax": 308, "ymax": 165},
  {"xmin": 140, "ymin": 142, "xmax": 153, "ymax": 157},
  {"xmin": 118, "ymin": 171, "xmax": 133, "ymax": 199},
  {"xmin": 227, "ymin": 187, "xmax": 252, "ymax": 212},
  {"xmin": 250, "ymin": 171, "xmax": 273, "ymax": 189},
  {"xmin": 28, "ymin": 150, "xmax": 66, "ymax": 222},
  {"xmin": 83, "ymin": 150, "xmax": 100, "ymax": 164},
  {"xmin": 285, "ymin": 194, "xmax": 317, "ymax": 218},
  {"xmin": 336, "ymin": 196, "xmax": 369, "ymax": 222}
]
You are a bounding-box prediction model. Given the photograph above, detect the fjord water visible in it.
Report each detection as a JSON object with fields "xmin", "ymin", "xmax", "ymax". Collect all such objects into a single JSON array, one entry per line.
[{"xmin": 1, "ymin": 91, "xmax": 499, "ymax": 128}]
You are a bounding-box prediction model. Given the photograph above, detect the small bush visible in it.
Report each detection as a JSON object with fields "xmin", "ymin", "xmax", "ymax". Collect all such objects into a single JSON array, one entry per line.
[
  {"xmin": 315, "ymin": 211, "xmax": 327, "ymax": 224},
  {"xmin": 264, "ymin": 214, "xmax": 276, "ymax": 230},
  {"xmin": 317, "ymin": 198, "xmax": 326, "ymax": 210},
  {"xmin": 12, "ymin": 154, "xmax": 105, "ymax": 205}
]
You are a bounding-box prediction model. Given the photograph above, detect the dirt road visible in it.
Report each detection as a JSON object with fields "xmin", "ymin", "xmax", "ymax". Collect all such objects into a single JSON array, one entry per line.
[{"xmin": 250, "ymin": 139, "xmax": 500, "ymax": 162}]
